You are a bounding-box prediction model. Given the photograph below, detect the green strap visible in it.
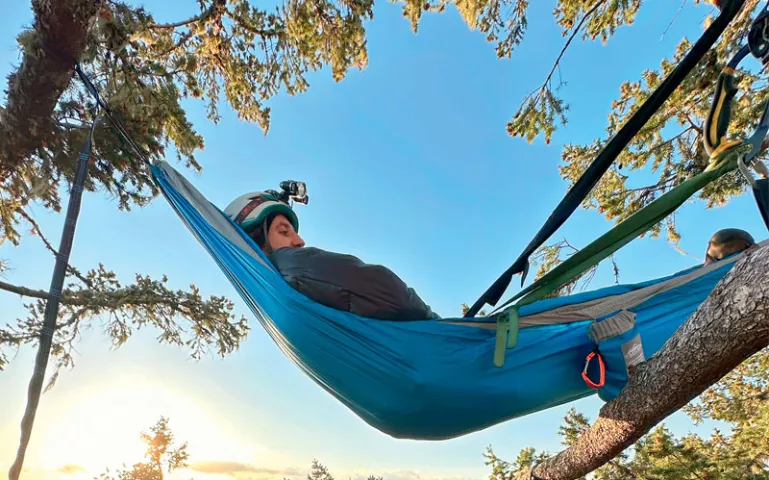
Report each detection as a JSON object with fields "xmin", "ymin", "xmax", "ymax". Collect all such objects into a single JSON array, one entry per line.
[
  {"xmin": 493, "ymin": 308, "xmax": 520, "ymax": 367},
  {"xmin": 491, "ymin": 143, "xmax": 750, "ymax": 367},
  {"xmin": 505, "ymin": 141, "xmax": 752, "ymax": 312}
]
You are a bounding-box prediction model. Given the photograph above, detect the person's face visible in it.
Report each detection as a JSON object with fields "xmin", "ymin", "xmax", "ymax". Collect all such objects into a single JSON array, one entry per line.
[
  {"xmin": 265, "ymin": 214, "xmax": 305, "ymax": 251},
  {"xmin": 704, "ymin": 240, "xmax": 750, "ymax": 265}
]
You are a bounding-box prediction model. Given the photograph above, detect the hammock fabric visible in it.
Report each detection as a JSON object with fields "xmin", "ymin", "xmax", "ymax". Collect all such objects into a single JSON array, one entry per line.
[{"xmin": 150, "ymin": 160, "xmax": 757, "ymax": 441}]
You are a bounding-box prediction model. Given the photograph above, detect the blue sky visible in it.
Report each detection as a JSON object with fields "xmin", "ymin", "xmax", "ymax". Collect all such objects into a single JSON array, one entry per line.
[{"xmin": 2, "ymin": 1, "xmax": 768, "ymax": 480}]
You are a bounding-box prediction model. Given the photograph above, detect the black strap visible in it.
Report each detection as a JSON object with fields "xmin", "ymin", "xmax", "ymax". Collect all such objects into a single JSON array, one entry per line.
[
  {"xmin": 9, "ymin": 68, "xmax": 100, "ymax": 480},
  {"xmin": 752, "ymin": 178, "xmax": 769, "ymax": 231},
  {"xmin": 464, "ymin": 0, "xmax": 747, "ymax": 318}
]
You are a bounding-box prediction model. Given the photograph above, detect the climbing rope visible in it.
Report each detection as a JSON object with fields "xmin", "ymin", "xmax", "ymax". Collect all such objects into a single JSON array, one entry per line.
[{"xmin": 465, "ymin": 0, "xmax": 748, "ymax": 317}]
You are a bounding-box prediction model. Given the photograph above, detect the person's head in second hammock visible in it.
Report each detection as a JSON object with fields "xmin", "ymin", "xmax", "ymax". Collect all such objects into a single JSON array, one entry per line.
[
  {"xmin": 224, "ymin": 191, "xmax": 305, "ymax": 253},
  {"xmin": 704, "ymin": 228, "xmax": 756, "ymax": 265}
]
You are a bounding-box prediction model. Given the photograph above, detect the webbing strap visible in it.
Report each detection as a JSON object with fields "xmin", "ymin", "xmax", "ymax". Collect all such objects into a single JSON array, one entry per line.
[
  {"xmin": 752, "ymin": 178, "xmax": 769, "ymax": 230},
  {"xmin": 494, "ymin": 144, "xmax": 749, "ymax": 314},
  {"xmin": 9, "ymin": 64, "xmax": 100, "ymax": 480},
  {"xmin": 465, "ymin": 0, "xmax": 747, "ymax": 317}
]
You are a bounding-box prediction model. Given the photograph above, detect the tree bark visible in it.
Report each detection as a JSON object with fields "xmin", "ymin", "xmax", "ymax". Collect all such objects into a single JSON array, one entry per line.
[
  {"xmin": 0, "ymin": 0, "xmax": 103, "ymax": 181},
  {"xmin": 518, "ymin": 242, "xmax": 769, "ymax": 480}
]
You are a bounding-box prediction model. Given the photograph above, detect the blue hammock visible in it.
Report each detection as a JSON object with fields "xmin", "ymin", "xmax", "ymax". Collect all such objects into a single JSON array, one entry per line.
[{"xmin": 150, "ymin": 161, "xmax": 749, "ymax": 441}]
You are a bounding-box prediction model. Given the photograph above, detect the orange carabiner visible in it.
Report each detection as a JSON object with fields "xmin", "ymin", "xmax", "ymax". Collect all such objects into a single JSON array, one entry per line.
[{"xmin": 582, "ymin": 350, "xmax": 605, "ymax": 389}]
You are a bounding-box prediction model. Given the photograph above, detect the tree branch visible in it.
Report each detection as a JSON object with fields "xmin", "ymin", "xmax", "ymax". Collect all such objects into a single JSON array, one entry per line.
[
  {"xmin": 146, "ymin": 0, "xmax": 223, "ymax": 30},
  {"xmin": 543, "ymin": 0, "xmax": 605, "ymax": 90},
  {"xmin": 0, "ymin": 278, "xmax": 190, "ymax": 311},
  {"xmin": 15, "ymin": 209, "xmax": 93, "ymax": 287},
  {"xmin": 518, "ymin": 243, "xmax": 769, "ymax": 480},
  {"xmin": 226, "ymin": 10, "xmax": 284, "ymax": 38},
  {"xmin": 0, "ymin": 0, "xmax": 103, "ymax": 182},
  {"xmin": 513, "ymin": 0, "xmax": 606, "ymax": 112}
]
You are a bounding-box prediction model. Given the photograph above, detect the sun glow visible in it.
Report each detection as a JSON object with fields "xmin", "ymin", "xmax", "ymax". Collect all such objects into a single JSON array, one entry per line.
[{"xmin": 30, "ymin": 374, "xmax": 266, "ymax": 479}]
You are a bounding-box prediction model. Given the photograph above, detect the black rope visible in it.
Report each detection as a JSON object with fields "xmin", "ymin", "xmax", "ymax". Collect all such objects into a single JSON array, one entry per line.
[
  {"xmin": 74, "ymin": 64, "xmax": 151, "ymax": 166},
  {"xmin": 8, "ymin": 63, "xmax": 100, "ymax": 480},
  {"xmin": 464, "ymin": 0, "xmax": 748, "ymax": 317}
]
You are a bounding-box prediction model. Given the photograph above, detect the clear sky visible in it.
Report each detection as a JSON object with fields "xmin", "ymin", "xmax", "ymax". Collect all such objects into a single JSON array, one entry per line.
[{"xmin": 1, "ymin": 1, "xmax": 767, "ymax": 480}]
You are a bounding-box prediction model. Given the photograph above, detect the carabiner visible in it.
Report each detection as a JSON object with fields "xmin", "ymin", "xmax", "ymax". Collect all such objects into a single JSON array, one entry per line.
[{"xmin": 581, "ymin": 349, "xmax": 606, "ymax": 389}]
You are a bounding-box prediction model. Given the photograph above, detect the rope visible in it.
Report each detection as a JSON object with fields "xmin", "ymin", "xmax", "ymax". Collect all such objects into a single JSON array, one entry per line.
[
  {"xmin": 74, "ymin": 64, "xmax": 152, "ymax": 166},
  {"xmin": 8, "ymin": 64, "xmax": 101, "ymax": 480}
]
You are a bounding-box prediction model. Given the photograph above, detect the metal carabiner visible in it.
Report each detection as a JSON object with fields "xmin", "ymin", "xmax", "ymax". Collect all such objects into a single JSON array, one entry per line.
[{"xmin": 581, "ymin": 349, "xmax": 606, "ymax": 389}]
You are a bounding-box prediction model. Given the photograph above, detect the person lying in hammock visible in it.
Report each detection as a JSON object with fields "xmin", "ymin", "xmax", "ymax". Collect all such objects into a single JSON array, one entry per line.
[
  {"xmin": 704, "ymin": 228, "xmax": 757, "ymax": 265},
  {"xmin": 224, "ymin": 190, "xmax": 441, "ymax": 321}
]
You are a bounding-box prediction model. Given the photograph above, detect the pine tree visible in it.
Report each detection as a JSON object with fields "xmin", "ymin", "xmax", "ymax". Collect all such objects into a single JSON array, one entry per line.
[{"xmin": 96, "ymin": 417, "xmax": 190, "ymax": 480}]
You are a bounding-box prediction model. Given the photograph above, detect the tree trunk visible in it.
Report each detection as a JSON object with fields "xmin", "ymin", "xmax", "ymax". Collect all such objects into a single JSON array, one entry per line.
[
  {"xmin": 0, "ymin": 0, "xmax": 103, "ymax": 181},
  {"xmin": 518, "ymin": 242, "xmax": 769, "ymax": 480}
]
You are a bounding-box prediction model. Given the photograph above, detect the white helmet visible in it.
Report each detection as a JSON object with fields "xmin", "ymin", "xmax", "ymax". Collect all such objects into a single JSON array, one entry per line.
[{"xmin": 224, "ymin": 191, "xmax": 299, "ymax": 234}]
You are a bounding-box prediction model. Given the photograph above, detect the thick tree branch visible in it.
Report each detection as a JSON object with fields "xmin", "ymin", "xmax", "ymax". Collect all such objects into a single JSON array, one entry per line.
[
  {"xmin": 0, "ymin": 0, "xmax": 103, "ymax": 182},
  {"xmin": 518, "ymin": 243, "xmax": 769, "ymax": 480}
]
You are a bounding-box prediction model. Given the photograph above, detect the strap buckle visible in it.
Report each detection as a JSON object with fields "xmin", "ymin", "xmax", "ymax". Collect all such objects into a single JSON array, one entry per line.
[
  {"xmin": 737, "ymin": 153, "xmax": 769, "ymax": 189},
  {"xmin": 581, "ymin": 349, "xmax": 606, "ymax": 389}
]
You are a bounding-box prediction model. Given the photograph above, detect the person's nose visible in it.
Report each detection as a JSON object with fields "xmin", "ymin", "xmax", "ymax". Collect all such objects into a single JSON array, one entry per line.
[{"xmin": 292, "ymin": 232, "xmax": 305, "ymax": 247}]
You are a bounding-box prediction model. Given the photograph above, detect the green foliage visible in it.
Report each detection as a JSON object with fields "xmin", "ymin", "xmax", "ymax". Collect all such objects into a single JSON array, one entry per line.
[
  {"xmin": 506, "ymin": 0, "xmax": 643, "ymax": 145},
  {"xmin": 532, "ymin": 1, "xmax": 768, "ymax": 243},
  {"xmin": 96, "ymin": 417, "xmax": 190, "ymax": 480},
  {"xmin": 461, "ymin": 302, "xmax": 487, "ymax": 316},
  {"xmin": 489, "ymin": 350, "xmax": 769, "ymax": 479},
  {"xmin": 0, "ymin": 259, "xmax": 250, "ymax": 388}
]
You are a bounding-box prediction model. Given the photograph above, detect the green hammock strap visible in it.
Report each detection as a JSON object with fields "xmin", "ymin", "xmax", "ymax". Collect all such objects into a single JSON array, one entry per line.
[
  {"xmin": 492, "ymin": 141, "xmax": 752, "ymax": 367},
  {"xmin": 520, "ymin": 149, "xmax": 745, "ymax": 308},
  {"xmin": 464, "ymin": 0, "xmax": 748, "ymax": 318}
]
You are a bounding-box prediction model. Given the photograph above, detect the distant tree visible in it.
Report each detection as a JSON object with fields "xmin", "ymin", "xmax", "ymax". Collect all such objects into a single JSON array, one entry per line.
[
  {"xmin": 304, "ymin": 459, "xmax": 384, "ymax": 480},
  {"xmin": 96, "ymin": 417, "xmax": 190, "ymax": 480}
]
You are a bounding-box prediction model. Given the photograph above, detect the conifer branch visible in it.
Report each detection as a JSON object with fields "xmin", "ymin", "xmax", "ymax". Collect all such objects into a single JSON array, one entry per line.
[
  {"xmin": 514, "ymin": 0, "xmax": 606, "ymax": 113},
  {"xmin": 226, "ymin": 11, "xmax": 284, "ymax": 38},
  {"xmin": 15, "ymin": 209, "xmax": 92, "ymax": 287},
  {"xmin": 146, "ymin": 0, "xmax": 224, "ymax": 30}
]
